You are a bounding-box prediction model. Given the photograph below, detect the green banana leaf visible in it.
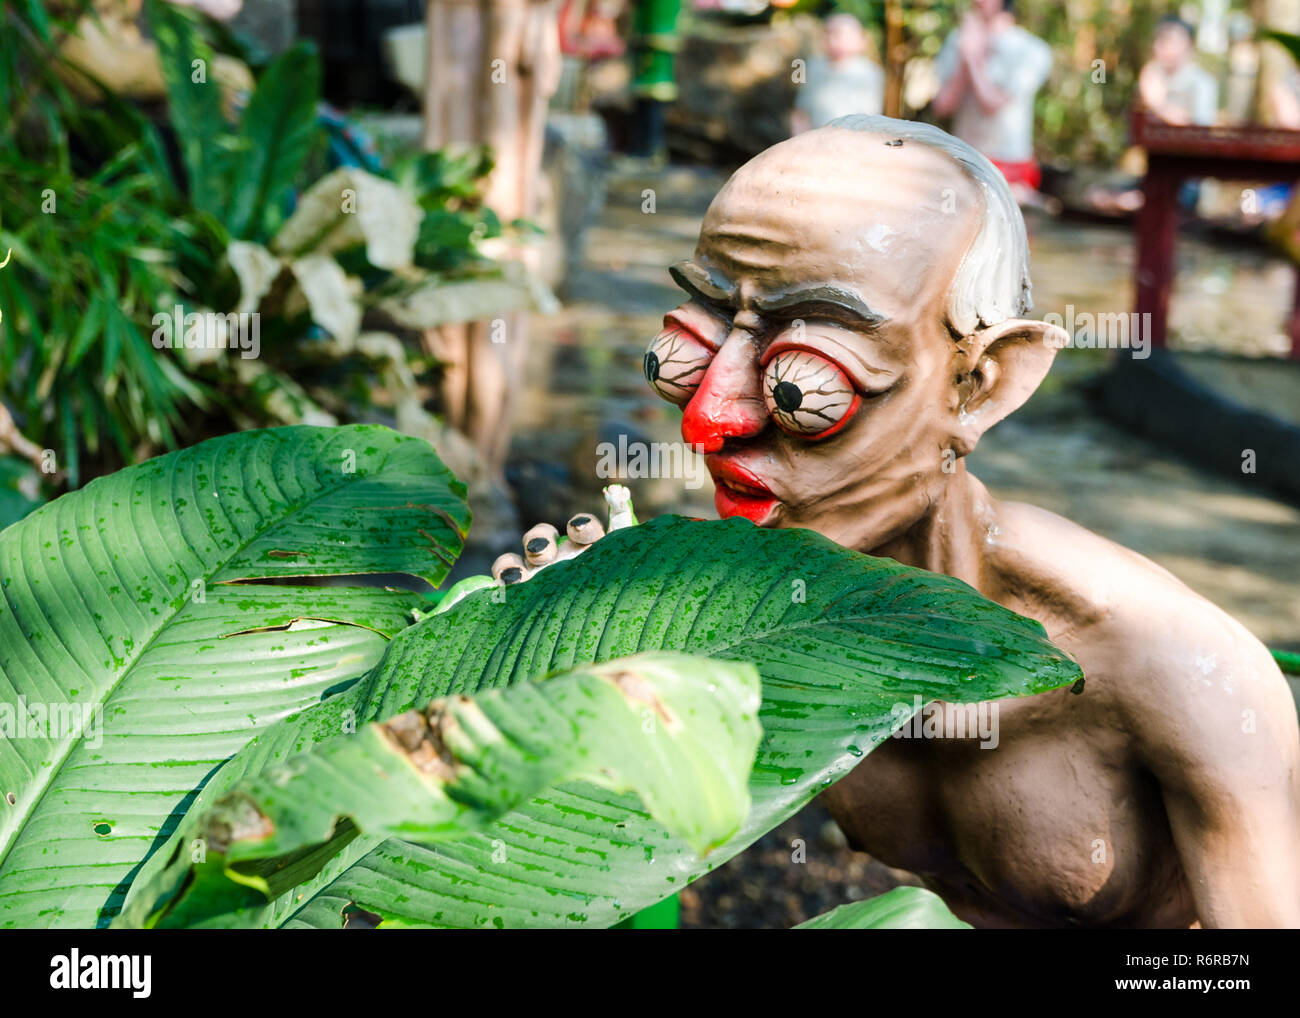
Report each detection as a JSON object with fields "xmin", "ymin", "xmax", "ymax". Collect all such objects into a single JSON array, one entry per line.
[
  {"xmin": 795, "ymin": 887, "xmax": 971, "ymax": 929},
  {"xmin": 120, "ymin": 515, "xmax": 1081, "ymax": 929},
  {"xmin": 136, "ymin": 652, "xmax": 762, "ymax": 928},
  {"xmin": 0, "ymin": 425, "xmax": 469, "ymax": 927}
]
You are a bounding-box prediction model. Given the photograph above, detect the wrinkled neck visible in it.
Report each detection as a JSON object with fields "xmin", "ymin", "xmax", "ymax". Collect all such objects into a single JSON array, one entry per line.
[{"xmin": 865, "ymin": 464, "xmax": 997, "ymax": 595}]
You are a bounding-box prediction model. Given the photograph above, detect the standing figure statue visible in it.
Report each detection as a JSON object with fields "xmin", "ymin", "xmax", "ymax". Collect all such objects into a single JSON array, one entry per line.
[
  {"xmin": 421, "ymin": 0, "xmax": 563, "ymax": 488},
  {"xmin": 1138, "ymin": 15, "xmax": 1219, "ymax": 127},
  {"xmin": 791, "ymin": 13, "xmax": 885, "ymax": 134},
  {"xmin": 660, "ymin": 116, "xmax": 1300, "ymax": 927},
  {"xmin": 626, "ymin": 0, "xmax": 682, "ymax": 161},
  {"xmin": 932, "ymin": 0, "xmax": 1052, "ymax": 200}
]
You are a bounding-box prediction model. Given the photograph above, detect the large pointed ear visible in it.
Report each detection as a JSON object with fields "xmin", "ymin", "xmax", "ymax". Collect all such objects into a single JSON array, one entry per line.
[{"xmin": 951, "ymin": 317, "xmax": 1067, "ymax": 455}]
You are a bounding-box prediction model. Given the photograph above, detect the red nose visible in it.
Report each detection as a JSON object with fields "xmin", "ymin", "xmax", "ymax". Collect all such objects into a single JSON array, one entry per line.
[{"xmin": 680, "ymin": 343, "xmax": 768, "ymax": 453}]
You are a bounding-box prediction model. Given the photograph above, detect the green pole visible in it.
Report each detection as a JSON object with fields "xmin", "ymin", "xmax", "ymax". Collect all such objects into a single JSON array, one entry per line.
[
  {"xmin": 614, "ymin": 894, "xmax": 680, "ymax": 929},
  {"xmin": 1273, "ymin": 648, "xmax": 1300, "ymax": 676}
]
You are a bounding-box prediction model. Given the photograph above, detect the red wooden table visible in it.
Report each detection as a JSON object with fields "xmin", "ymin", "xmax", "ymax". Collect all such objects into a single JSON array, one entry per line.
[{"xmin": 1132, "ymin": 112, "xmax": 1300, "ymax": 358}]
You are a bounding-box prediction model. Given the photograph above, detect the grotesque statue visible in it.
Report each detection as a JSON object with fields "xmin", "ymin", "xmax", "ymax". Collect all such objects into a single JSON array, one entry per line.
[{"xmin": 509, "ymin": 115, "xmax": 1300, "ymax": 927}]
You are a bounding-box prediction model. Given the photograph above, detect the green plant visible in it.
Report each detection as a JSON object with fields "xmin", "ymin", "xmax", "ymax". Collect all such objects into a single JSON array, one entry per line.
[
  {"xmin": 131, "ymin": 651, "xmax": 765, "ymax": 928},
  {"xmin": 0, "ymin": 1, "xmax": 143, "ymax": 159},
  {"xmin": 394, "ymin": 147, "xmax": 505, "ymax": 275},
  {"xmin": 1019, "ymin": 0, "xmax": 1166, "ymax": 167},
  {"xmin": 794, "ymin": 886, "xmax": 972, "ymax": 928},
  {"xmin": 1, "ymin": 2, "xmax": 216, "ymax": 485},
  {"xmin": 144, "ymin": 0, "xmax": 534, "ymax": 346},
  {"xmin": 140, "ymin": 0, "xmax": 544, "ymax": 450},
  {"xmin": 0, "ymin": 147, "xmax": 218, "ymax": 486},
  {"xmin": 0, "ymin": 0, "xmax": 313, "ymax": 484},
  {"xmin": 144, "ymin": 0, "xmax": 322, "ymax": 243},
  {"xmin": 0, "ymin": 424, "xmax": 1080, "ymax": 928},
  {"xmin": 0, "ymin": 1, "xmax": 529, "ymax": 492}
]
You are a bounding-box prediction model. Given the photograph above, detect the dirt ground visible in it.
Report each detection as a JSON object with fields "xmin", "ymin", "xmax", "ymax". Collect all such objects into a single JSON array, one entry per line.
[{"xmin": 508, "ymin": 166, "xmax": 1300, "ymax": 928}]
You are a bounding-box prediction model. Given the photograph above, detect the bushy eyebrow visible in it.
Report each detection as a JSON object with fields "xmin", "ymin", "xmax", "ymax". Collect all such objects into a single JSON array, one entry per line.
[
  {"xmin": 669, "ymin": 262, "xmax": 887, "ymax": 332},
  {"xmin": 669, "ymin": 261, "xmax": 736, "ymax": 310},
  {"xmin": 753, "ymin": 287, "xmax": 889, "ymax": 330}
]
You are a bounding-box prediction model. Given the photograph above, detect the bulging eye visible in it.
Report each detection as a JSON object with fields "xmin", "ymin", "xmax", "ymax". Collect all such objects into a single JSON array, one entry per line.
[
  {"xmin": 763, "ymin": 349, "xmax": 859, "ymax": 437},
  {"xmin": 644, "ymin": 325, "xmax": 714, "ymax": 405}
]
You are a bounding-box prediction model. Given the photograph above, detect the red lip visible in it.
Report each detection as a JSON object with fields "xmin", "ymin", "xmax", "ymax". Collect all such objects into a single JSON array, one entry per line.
[{"xmin": 707, "ymin": 456, "xmax": 780, "ymax": 525}]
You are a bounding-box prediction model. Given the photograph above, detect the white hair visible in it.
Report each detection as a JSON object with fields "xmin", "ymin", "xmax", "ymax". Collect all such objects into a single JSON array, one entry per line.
[{"xmin": 829, "ymin": 114, "xmax": 1032, "ymax": 335}]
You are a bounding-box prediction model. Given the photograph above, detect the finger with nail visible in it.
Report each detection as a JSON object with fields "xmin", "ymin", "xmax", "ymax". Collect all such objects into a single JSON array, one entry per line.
[
  {"xmin": 567, "ymin": 512, "xmax": 605, "ymax": 545},
  {"xmin": 492, "ymin": 552, "xmax": 530, "ymax": 584},
  {"xmin": 522, "ymin": 522, "xmax": 559, "ymax": 567},
  {"xmin": 555, "ymin": 511, "xmax": 605, "ymax": 561}
]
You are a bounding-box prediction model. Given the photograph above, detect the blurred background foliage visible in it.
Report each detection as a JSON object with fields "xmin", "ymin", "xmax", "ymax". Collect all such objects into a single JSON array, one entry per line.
[{"xmin": 0, "ymin": 0, "xmax": 513, "ymax": 508}]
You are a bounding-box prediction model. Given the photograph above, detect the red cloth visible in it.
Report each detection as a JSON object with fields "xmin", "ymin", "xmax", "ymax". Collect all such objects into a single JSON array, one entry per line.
[{"xmin": 990, "ymin": 158, "xmax": 1042, "ymax": 191}]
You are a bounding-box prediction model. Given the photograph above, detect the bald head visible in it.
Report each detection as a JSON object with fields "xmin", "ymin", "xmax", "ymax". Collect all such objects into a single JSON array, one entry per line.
[
  {"xmin": 697, "ymin": 127, "xmax": 983, "ymax": 333},
  {"xmin": 695, "ymin": 117, "xmax": 1032, "ymax": 338}
]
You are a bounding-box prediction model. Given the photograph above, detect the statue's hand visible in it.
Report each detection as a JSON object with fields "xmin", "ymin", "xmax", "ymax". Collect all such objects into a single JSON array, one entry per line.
[
  {"xmin": 492, "ymin": 484, "xmax": 638, "ymax": 584},
  {"xmin": 416, "ymin": 486, "xmax": 637, "ymax": 621},
  {"xmin": 957, "ymin": 12, "xmax": 987, "ymax": 60},
  {"xmin": 491, "ymin": 512, "xmax": 604, "ymax": 584}
]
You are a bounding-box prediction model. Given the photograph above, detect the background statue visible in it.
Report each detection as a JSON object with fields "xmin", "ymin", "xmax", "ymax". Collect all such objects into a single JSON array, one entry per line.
[
  {"xmin": 790, "ymin": 13, "xmax": 884, "ymax": 135},
  {"xmin": 625, "ymin": 0, "xmax": 682, "ymax": 161},
  {"xmin": 420, "ymin": 0, "xmax": 562, "ymax": 501},
  {"xmin": 1138, "ymin": 15, "xmax": 1219, "ymax": 126},
  {"xmin": 932, "ymin": 0, "xmax": 1052, "ymax": 200}
]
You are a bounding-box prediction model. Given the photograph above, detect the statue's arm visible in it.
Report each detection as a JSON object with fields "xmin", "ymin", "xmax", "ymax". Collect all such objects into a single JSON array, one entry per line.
[
  {"xmin": 961, "ymin": 51, "xmax": 1011, "ymax": 117},
  {"xmin": 1137, "ymin": 632, "xmax": 1300, "ymax": 927}
]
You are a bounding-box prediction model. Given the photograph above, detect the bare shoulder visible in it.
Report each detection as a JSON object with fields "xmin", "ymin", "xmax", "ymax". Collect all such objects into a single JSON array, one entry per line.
[
  {"xmin": 988, "ymin": 498, "xmax": 1205, "ymax": 633},
  {"xmin": 990, "ymin": 499, "xmax": 1293, "ymax": 743}
]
